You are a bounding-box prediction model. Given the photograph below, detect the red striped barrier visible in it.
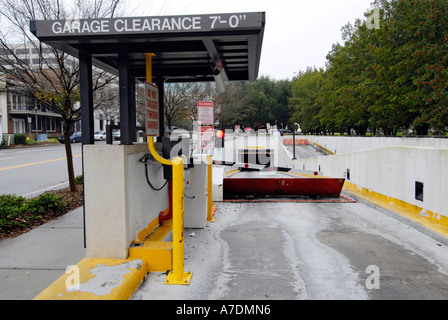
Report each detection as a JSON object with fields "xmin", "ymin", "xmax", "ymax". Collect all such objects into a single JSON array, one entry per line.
[
  {"xmin": 223, "ymin": 177, "xmax": 345, "ymax": 199},
  {"xmin": 283, "ymin": 139, "xmax": 309, "ymax": 145}
]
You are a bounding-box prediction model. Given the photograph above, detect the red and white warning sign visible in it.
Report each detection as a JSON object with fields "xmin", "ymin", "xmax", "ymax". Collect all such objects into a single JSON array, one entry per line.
[
  {"xmin": 145, "ymin": 81, "xmax": 159, "ymax": 137},
  {"xmin": 198, "ymin": 126, "xmax": 214, "ymax": 150},
  {"xmin": 197, "ymin": 101, "xmax": 214, "ymax": 126}
]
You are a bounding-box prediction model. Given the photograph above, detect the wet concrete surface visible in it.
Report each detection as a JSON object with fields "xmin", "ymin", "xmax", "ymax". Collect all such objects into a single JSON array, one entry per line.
[
  {"xmin": 318, "ymin": 217, "xmax": 448, "ymax": 300},
  {"xmin": 132, "ymin": 198, "xmax": 448, "ymax": 300}
]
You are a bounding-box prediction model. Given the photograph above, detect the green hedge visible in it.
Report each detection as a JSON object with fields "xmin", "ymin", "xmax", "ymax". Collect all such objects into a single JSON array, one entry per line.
[
  {"xmin": 0, "ymin": 193, "xmax": 66, "ymax": 231},
  {"xmin": 13, "ymin": 133, "xmax": 27, "ymax": 144}
]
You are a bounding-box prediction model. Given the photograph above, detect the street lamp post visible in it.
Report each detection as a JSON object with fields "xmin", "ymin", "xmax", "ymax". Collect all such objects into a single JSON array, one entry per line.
[{"xmin": 292, "ymin": 123, "xmax": 297, "ymax": 160}]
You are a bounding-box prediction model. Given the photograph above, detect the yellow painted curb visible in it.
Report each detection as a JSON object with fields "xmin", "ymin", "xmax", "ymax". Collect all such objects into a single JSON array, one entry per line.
[
  {"xmin": 34, "ymin": 257, "xmax": 147, "ymax": 300},
  {"xmin": 311, "ymin": 142, "xmax": 335, "ymax": 155},
  {"xmin": 129, "ymin": 241, "xmax": 173, "ymax": 272},
  {"xmin": 343, "ymin": 181, "xmax": 448, "ymax": 239},
  {"xmin": 225, "ymin": 169, "xmax": 240, "ymax": 177}
]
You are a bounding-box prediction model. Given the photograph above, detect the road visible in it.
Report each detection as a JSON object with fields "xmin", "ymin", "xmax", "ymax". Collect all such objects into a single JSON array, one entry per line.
[
  {"xmin": 0, "ymin": 143, "xmax": 83, "ymax": 198},
  {"xmin": 132, "ymin": 196, "xmax": 448, "ymax": 300},
  {"xmin": 284, "ymin": 143, "xmax": 328, "ymax": 159}
]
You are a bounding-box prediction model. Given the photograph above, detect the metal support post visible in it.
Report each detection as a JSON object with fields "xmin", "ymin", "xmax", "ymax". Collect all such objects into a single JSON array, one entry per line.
[
  {"xmin": 145, "ymin": 53, "xmax": 191, "ymax": 285},
  {"xmin": 80, "ymin": 52, "xmax": 94, "ymax": 145},
  {"xmin": 119, "ymin": 52, "xmax": 136, "ymax": 145},
  {"xmin": 207, "ymin": 155, "xmax": 215, "ymax": 222},
  {"xmin": 292, "ymin": 123, "xmax": 297, "ymax": 160},
  {"xmin": 164, "ymin": 156, "xmax": 192, "ymax": 285}
]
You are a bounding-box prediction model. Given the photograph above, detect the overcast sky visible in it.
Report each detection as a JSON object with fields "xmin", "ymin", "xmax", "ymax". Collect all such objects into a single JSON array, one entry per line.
[{"xmin": 126, "ymin": 0, "xmax": 375, "ymax": 80}]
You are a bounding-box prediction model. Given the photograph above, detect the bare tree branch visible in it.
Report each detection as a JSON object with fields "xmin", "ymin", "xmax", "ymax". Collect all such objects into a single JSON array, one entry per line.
[{"xmin": 0, "ymin": 0, "xmax": 123, "ymax": 192}]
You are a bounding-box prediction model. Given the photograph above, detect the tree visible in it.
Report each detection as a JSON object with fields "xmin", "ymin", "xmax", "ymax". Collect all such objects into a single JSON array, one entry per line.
[
  {"xmin": 215, "ymin": 81, "xmax": 248, "ymax": 128},
  {"xmin": 243, "ymin": 76, "xmax": 292, "ymax": 129},
  {"xmin": 163, "ymin": 82, "xmax": 216, "ymax": 131},
  {"xmin": 0, "ymin": 0, "xmax": 123, "ymax": 192},
  {"xmin": 373, "ymin": 0, "xmax": 448, "ymax": 135},
  {"xmin": 271, "ymin": 79, "xmax": 292, "ymax": 127},
  {"xmin": 294, "ymin": 0, "xmax": 448, "ymax": 136},
  {"xmin": 289, "ymin": 68, "xmax": 325, "ymax": 134},
  {"xmin": 95, "ymin": 83, "xmax": 120, "ymax": 126}
]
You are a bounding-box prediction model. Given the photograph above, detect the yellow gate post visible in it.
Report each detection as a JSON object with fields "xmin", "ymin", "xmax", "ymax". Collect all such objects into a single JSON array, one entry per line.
[
  {"xmin": 145, "ymin": 53, "xmax": 192, "ymax": 285},
  {"xmin": 164, "ymin": 157, "xmax": 192, "ymax": 285},
  {"xmin": 206, "ymin": 155, "xmax": 215, "ymax": 222}
]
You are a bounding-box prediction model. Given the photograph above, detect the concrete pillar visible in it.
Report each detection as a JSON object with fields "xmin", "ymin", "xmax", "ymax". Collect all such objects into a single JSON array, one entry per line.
[{"xmin": 84, "ymin": 143, "xmax": 169, "ymax": 259}]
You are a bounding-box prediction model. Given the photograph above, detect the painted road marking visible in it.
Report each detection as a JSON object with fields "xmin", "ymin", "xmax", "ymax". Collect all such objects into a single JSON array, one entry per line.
[{"xmin": 0, "ymin": 154, "xmax": 82, "ymax": 172}]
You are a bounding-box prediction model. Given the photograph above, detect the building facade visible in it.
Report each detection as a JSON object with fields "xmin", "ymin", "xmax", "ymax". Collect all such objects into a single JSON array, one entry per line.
[
  {"xmin": 0, "ymin": 76, "xmax": 64, "ymax": 142},
  {"xmin": 0, "ymin": 43, "xmax": 108, "ymax": 144}
]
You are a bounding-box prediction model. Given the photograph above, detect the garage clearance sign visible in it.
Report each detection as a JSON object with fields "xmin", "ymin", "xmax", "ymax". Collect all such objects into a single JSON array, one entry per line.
[{"xmin": 32, "ymin": 13, "xmax": 262, "ymax": 37}]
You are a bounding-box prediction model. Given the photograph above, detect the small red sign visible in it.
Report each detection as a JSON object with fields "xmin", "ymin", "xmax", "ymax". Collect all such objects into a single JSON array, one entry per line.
[
  {"xmin": 198, "ymin": 126, "xmax": 214, "ymax": 150},
  {"xmin": 197, "ymin": 101, "xmax": 214, "ymax": 126}
]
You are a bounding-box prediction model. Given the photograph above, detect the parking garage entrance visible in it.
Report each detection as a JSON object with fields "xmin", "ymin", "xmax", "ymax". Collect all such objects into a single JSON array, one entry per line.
[{"xmin": 30, "ymin": 12, "xmax": 266, "ymax": 146}]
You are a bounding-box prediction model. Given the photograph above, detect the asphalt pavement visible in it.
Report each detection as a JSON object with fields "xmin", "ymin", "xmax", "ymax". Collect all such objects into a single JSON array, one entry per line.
[
  {"xmin": 132, "ymin": 196, "xmax": 448, "ymax": 300},
  {"xmin": 0, "ymin": 143, "xmax": 83, "ymax": 198},
  {"xmin": 2, "ymin": 193, "xmax": 448, "ymax": 300}
]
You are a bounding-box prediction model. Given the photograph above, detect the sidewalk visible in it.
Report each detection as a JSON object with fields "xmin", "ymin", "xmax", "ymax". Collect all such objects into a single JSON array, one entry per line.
[{"xmin": 0, "ymin": 207, "xmax": 85, "ymax": 300}]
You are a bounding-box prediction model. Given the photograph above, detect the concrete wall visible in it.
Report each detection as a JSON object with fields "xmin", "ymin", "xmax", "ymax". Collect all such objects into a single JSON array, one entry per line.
[
  {"xmin": 307, "ymin": 135, "xmax": 448, "ymax": 154},
  {"xmin": 84, "ymin": 143, "xmax": 211, "ymax": 259},
  {"xmin": 291, "ymin": 145, "xmax": 448, "ymax": 219},
  {"xmin": 184, "ymin": 162, "xmax": 208, "ymax": 228},
  {"xmin": 84, "ymin": 143, "xmax": 169, "ymax": 259}
]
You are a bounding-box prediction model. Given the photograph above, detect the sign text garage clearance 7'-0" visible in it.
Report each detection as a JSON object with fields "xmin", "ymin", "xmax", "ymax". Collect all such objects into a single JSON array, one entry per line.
[{"xmin": 33, "ymin": 13, "xmax": 263, "ymax": 37}]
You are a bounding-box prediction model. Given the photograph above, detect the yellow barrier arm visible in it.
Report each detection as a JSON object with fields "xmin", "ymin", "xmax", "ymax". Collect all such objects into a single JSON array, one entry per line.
[{"xmin": 145, "ymin": 53, "xmax": 192, "ymax": 285}]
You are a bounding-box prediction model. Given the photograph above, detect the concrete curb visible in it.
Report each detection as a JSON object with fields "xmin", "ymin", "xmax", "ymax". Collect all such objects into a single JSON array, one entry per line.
[
  {"xmin": 34, "ymin": 257, "xmax": 147, "ymax": 300},
  {"xmin": 343, "ymin": 181, "xmax": 448, "ymax": 239}
]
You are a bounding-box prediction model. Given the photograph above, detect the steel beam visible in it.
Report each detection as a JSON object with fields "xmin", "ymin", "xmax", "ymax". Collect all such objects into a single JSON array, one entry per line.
[
  {"xmin": 118, "ymin": 52, "xmax": 136, "ymax": 145},
  {"xmin": 80, "ymin": 52, "xmax": 94, "ymax": 145}
]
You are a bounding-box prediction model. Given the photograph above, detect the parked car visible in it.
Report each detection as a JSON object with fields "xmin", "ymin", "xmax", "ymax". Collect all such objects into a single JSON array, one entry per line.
[
  {"xmin": 244, "ymin": 127, "xmax": 254, "ymax": 134},
  {"xmin": 70, "ymin": 131, "xmax": 82, "ymax": 143},
  {"xmin": 94, "ymin": 131, "xmax": 106, "ymax": 141},
  {"xmin": 279, "ymin": 129, "xmax": 291, "ymax": 136},
  {"xmin": 113, "ymin": 130, "xmax": 120, "ymax": 140},
  {"xmin": 58, "ymin": 131, "xmax": 82, "ymax": 143}
]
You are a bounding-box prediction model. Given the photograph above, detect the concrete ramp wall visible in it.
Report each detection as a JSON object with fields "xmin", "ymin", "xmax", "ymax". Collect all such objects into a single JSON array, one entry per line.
[
  {"xmin": 307, "ymin": 135, "xmax": 448, "ymax": 154},
  {"xmin": 293, "ymin": 145, "xmax": 448, "ymax": 221}
]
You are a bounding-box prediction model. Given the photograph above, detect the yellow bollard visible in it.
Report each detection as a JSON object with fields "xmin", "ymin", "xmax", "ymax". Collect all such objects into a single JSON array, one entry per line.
[
  {"xmin": 145, "ymin": 53, "xmax": 191, "ymax": 285},
  {"xmin": 206, "ymin": 155, "xmax": 215, "ymax": 222},
  {"xmin": 144, "ymin": 53, "xmax": 155, "ymax": 83},
  {"xmin": 164, "ymin": 157, "xmax": 192, "ymax": 285},
  {"xmin": 147, "ymin": 139, "xmax": 192, "ymax": 285}
]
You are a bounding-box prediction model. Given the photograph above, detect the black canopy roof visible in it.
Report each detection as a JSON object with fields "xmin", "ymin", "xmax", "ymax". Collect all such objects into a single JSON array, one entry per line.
[{"xmin": 30, "ymin": 12, "xmax": 265, "ymax": 83}]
